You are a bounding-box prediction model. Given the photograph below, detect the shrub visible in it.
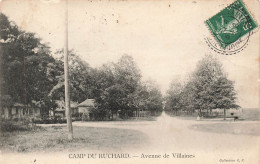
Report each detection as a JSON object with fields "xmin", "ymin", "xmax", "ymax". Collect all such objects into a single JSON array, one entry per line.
[{"xmin": 1, "ymin": 121, "xmax": 29, "ymax": 132}]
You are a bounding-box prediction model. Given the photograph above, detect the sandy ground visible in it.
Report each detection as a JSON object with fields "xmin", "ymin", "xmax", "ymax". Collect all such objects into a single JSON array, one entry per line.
[
  {"xmin": 2, "ymin": 112, "xmax": 260, "ymax": 164},
  {"xmin": 72, "ymin": 113, "xmax": 258, "ymax": 151},
  {"xmin": 72, "ymin": 112, "xmax": 260, "ymax": 162}
]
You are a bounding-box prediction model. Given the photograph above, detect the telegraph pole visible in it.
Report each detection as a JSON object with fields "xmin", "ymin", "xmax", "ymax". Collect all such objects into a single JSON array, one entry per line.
[{"xmin": 64, "ymin": 0, "xmax": 73, "ymax": 140}]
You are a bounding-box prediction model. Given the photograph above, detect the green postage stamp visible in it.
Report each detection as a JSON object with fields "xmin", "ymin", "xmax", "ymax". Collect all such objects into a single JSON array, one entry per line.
[{"xmin": 205, "ymin": 0, "xmax": 257, "ymax": 49}]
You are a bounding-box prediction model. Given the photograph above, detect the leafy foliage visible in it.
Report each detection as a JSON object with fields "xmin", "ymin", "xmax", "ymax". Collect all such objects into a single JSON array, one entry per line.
[
  {"xmin": 0, "ymin": 13, "xmax": 57, "ymax": 116},
  {"xmin": 0, "ymin": 13, "xmax": 163, "ymax": 120},
  {"xmin": 93, "ymin": 55, "xmax": 163, "ymax": 119},
  {"xmin": 165, "ymin": 55, "xmax": 239, "ymax": 118}
]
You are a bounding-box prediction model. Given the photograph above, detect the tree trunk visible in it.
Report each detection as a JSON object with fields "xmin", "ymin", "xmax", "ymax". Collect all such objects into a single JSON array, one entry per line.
[
  {"xmin": 224, "ymin": 108, "xmax": 226, "ymax": 120},
  {"xmin": 40, "ymin": 108, "xmax": 44, "ymax": 120},
  {"xmin": 33, "ymin": 107, "xmax": 35, "ymax": 119},
  {"xmin": 8, "ymin": 106, "xmax": 12, "ymax": 120}
]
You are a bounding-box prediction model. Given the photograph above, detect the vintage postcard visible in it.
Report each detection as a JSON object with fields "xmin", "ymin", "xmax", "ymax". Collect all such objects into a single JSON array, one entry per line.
[{"xmin": 0, "ymin": 0, "xmax": 259, "ymax": 163}]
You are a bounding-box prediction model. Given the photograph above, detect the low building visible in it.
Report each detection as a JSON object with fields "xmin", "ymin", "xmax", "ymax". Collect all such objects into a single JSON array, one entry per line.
[
  {"xmin": 1, "ymin": 102, "xmax": 41, "ymax": 120},
  {"xmin": 54, "ymin": 101, "xmax": 79, "ymax": 118},
  {"xmin": 78, "ymin": 99, "xmax": 95, "ymax": 120},
  {"xmin": 2, "ymin": 103, "xmax": 25, "ymax": 120}
]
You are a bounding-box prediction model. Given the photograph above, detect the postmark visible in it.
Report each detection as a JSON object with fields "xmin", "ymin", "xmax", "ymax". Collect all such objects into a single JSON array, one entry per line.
[{"xmin": 205, "ymin": 0, "xmax": 258, "ymax": 55}]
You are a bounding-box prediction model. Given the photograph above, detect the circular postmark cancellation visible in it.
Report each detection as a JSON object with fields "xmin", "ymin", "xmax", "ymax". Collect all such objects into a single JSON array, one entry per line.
[{"xmin": 205, "ymin": 0, "xmax": 258, "ymax": 55}]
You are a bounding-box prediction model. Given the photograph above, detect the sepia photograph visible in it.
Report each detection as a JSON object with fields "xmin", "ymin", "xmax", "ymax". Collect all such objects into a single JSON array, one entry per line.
[{"xmin": 0, "ymin": 0, "xmax": 259, "ymax": 163}]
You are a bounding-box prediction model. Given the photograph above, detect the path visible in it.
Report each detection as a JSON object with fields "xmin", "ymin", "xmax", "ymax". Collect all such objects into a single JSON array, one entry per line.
[{"xmin": 73, "ymin": 112, "xmax": 259, "ymax": 154}]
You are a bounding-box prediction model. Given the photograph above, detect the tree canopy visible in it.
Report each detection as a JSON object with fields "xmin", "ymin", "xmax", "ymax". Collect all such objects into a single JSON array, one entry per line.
[
  {"xmin": 165, "ymin": 55, "xmax": 239, "ymax": 119},
  {"xmin": 0, "ymin": 13, "xmax": 163, "ymax": 120}
]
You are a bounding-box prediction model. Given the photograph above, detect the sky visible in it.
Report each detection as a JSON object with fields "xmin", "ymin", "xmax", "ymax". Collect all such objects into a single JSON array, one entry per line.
[{"xmin": 0, "ymin": 0, "xmax": 259, "ymax": 108}]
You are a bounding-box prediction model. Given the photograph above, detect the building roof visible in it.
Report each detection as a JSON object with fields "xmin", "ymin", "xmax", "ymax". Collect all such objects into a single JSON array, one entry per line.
[
  {"xmin": 78, "ymin": 99, "xmax": 95, "ymax": 107},
  {"xmin": 55, "ymin": 100, "xmax": 78, "ymax": 112}
]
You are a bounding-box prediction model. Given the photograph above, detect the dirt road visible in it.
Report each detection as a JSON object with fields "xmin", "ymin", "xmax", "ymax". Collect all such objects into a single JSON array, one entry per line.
[{"xmin": 73, "ymin": 112, "xmax": 259, "ymax": 158}]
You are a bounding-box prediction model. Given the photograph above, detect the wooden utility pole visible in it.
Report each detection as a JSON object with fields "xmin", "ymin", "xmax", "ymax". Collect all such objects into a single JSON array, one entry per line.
[
  {"xmin": 64, "ymin": 0, "xmax": 73, "ymax": 140},
  {"xmin": 22, "ymin": 36, "xmax": 29, "ymax": 118}
]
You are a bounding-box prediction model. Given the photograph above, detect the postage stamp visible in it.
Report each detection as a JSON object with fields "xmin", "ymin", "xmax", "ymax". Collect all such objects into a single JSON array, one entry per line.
[{"xmin": 205, "ymin": 0, "xmax": 258, "ymax": 54}]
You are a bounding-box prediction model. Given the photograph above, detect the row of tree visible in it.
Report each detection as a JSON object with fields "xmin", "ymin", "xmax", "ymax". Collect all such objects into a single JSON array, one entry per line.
[
  {"xmin": 165, "ymin": 55, "xmax": 239, "ymax": 120},
  {"xmin": 0, "ymin": 13, "xmax": 163, "ymax": 120},
  {"xmin": 92, "ymin": 57, "xmax": 163, "ymax": 119}
]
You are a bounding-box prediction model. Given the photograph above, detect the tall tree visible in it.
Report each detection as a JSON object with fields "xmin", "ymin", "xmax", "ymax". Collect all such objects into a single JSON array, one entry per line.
[
  {"xmin": 1, "ymin": 13, "xmax": 24, "ymax": 108},
  {"xmin": 0, "ymin": 13, "xmax": 60, "ymax": 119},
  {"xmin": 49, "ymin": 50, "xmax": 94, "ymax": 103},
  {"xmin": 142, "ymin": 80, "xmax": 163, "ymax": 116},
  {"xmin": 93, "ymin": 55, "xmax": 143, "ymax": 119},
  {"xmin": 165, "ymin": 80, "xmax": 183, "ymax": 115},
  {"xmin": 165, "ymin": 55, "xmax": 239, "ymax": 119},
  {"xmin": 180, "ymin": 79, "xmax": 196, "ymax": 115},
  {"xmin": 113, "ymin": 55, "xmax": 142, "ymax": 118},
  {"xmin": 93, "ymin": 63, "xmax": 117, "ymax": 119},
  {"xmin": 211, "ymin": 76, "xmax": 239, "ymax": 120},
  {"xmin": 191, "ymin": 55, "xmax": 225, "ymax": 115}
]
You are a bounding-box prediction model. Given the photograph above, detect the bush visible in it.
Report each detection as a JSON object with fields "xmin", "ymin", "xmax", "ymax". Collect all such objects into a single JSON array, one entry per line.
[
  {"xmin": 72, "ymin": 117, "xmax": 81, "ymax": 121},
  {"xmin": 56, "ymin": 118, "xmax": 67, "ymax": 124},
  {"xmin": 90, "ymin": 108, "xmax": 110, "ymax": 121},
  {"xmin": 72, "ymin": 113, "xmax": 80, "ymax": 118},
  {"xmin": 33, "ymin": 117, "xmax": 67, "ymax": 124},
  {"xmin": 1, "ymin": 121, "xmax": 30, "ymax": 132}
]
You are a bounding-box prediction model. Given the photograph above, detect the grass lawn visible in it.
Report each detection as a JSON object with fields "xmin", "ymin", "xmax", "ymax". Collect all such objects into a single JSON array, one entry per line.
[
  {"xmin": 190, "ymin": 122, "xmax": 260, "ymax": 136},
  {"xmin": 0, "ymin": 125, "xmax": 149, "ymax": 153},
  {"xmin": 241, "ymin": 108, "xmax": 260, "ymax": 121}
]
